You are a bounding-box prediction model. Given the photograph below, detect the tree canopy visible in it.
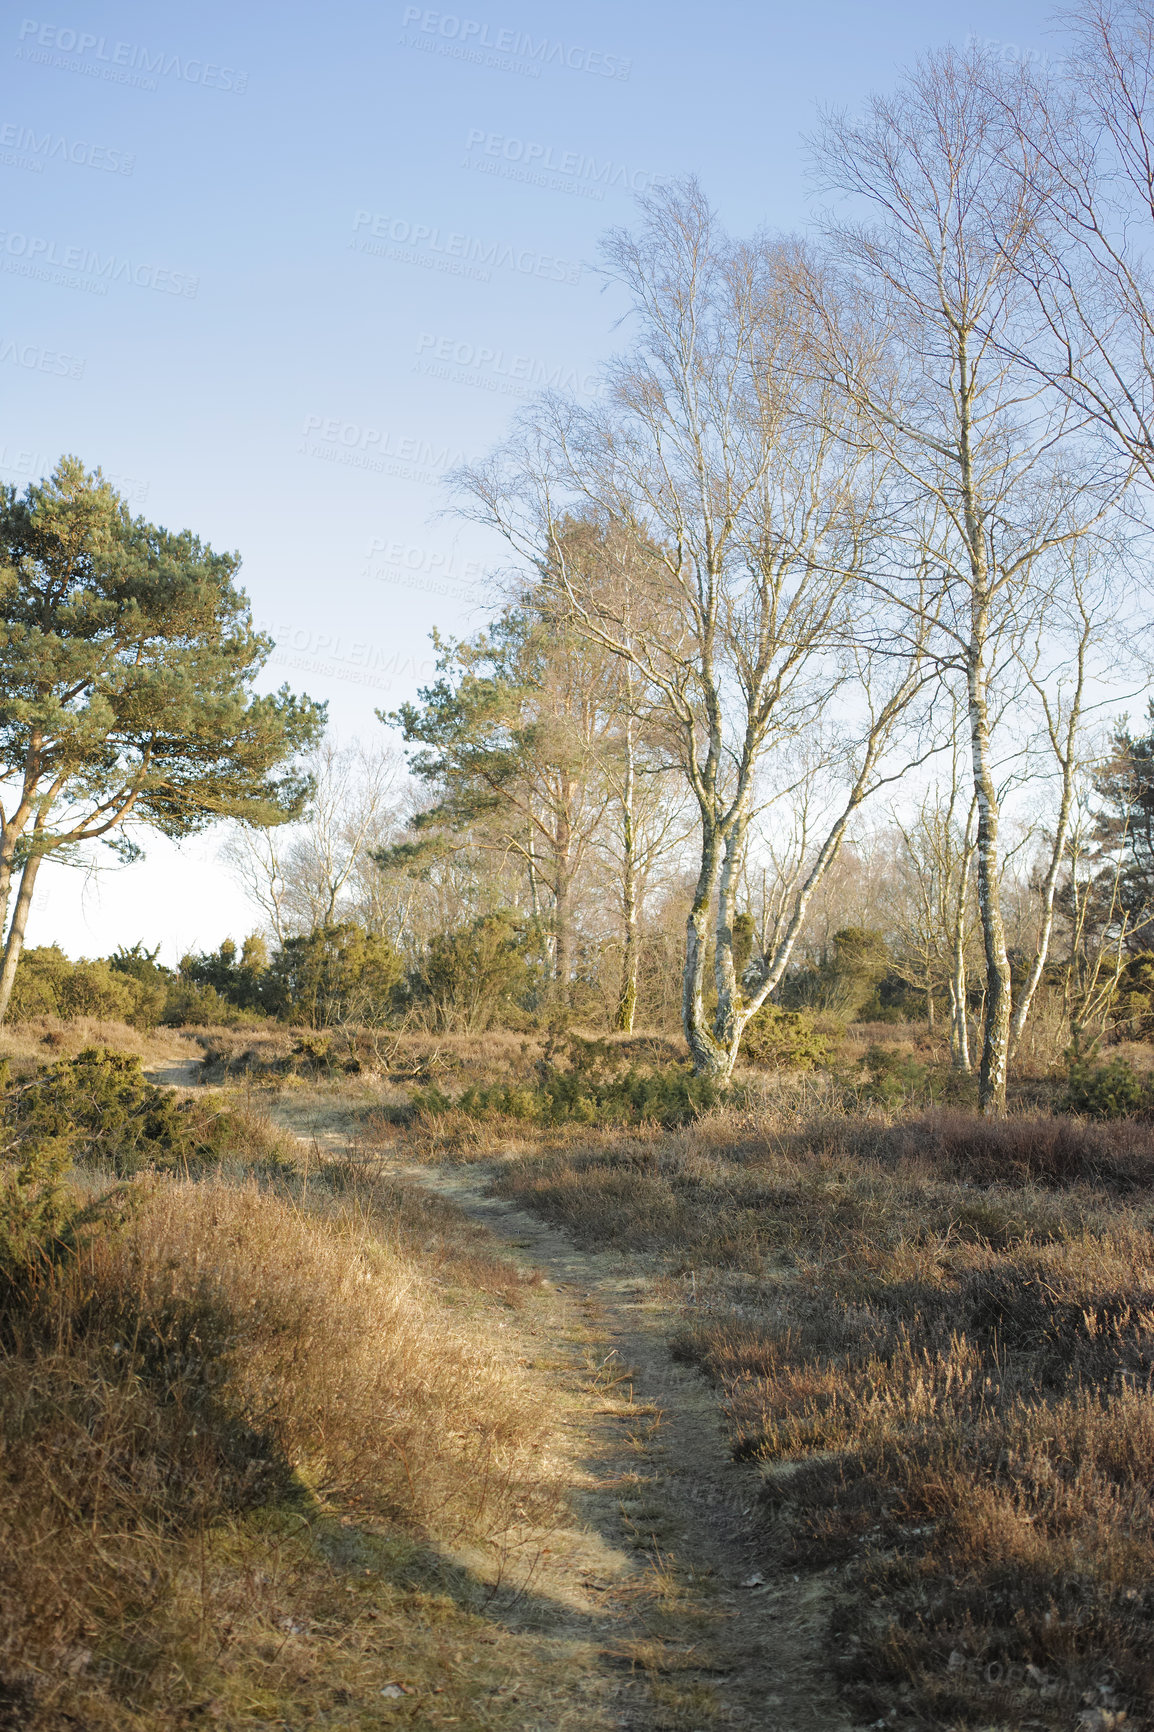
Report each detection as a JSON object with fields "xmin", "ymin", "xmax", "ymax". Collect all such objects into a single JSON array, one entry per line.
[{"xmin": 0, "ymin": 457, "xmax": 326, "ymax": 1019}]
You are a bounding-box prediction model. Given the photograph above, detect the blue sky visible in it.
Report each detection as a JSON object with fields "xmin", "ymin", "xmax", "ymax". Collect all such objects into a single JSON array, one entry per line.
[{"xmin": 3, "ymin": 0, "xmax": 1057, "ymax": 960}]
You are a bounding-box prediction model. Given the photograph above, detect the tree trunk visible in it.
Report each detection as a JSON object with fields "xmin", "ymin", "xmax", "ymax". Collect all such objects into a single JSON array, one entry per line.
[
  {"xmin": 947, "ymin": 962, "xmax": 971, "ymax": 1072},
  {"xmin": 614, "ymin": 716, "xmax": 639, "ymax": 1033},
  {"xmin": 712, "ymin": 807, "xmax": 747, "ymax": 1060},
  {"xmin": 553, "ymin": 868, "xmax": 572, "ymax": 1006},
  {"xmin": 615, "ymin": 843, "xmax": 638, "ymax": 1034},
  {"xmin": 946, "ymin": 811, "xmax": 976, "ymax": 1073},
  {"xmin": 0, "ymin": 849, "xmax": 43, "ymax": 1024},
  {"xmin": 1007, "ymin": 749, "xmax": 1078, "ymax": 1063},
  {"xmin": 683, "ymin": 823, "xmax": 726, "ymax": 1075},
  {"xmin": 552, "ymin": 798, "xmax": 573, "ymax": 1009},
  {"xmin": 968, "ymin": 659, "xmax": 1012, "ymax": 1114}
]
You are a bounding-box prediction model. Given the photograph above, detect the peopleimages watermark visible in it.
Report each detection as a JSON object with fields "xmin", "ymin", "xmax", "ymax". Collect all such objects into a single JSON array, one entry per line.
[
  {"xmin": 298, "ymin": 416, "xmax": 468, "ymax": 487},
  {"xmin": 0, "ymin": 119, "xmax": 135, "ymax": 174},
  {"xmin": 413, "ymin": 331, "xmax": 601, "ymax": 399},
  {"xmin": 0, "ymin": 445, "xmax": 147, "ymax": 501},
  {"xmin": 399, "ymin": 7, "xmax": 631, "ymax": 80},
  {"xmin": 463, "ymin": 128, "xmax": 664, "ymax": 202},
  {"xmin": 259, "ymin": 619, "xmax": 435, "ymax": 694},
  {"xmin": 363, "ymin": 536, "xmax": 485, "ymax": 604},
  {"xmin": 0, "ymin": 332, "xmax": 84, "ymax": 379},
  {"xmin": 964, "ymin": 32, "xmax": 1057, "ymax": 70},
  {"xmin": 0, "ymin": 230, "xmax": 198, "ymax": 298},
  {"xmin": 350, "ymin": 209, "xmax": 581, "ymax": 286},
  {"xmin": 15, "ymin": 20, "xmax": 247, "ymax": 91}
]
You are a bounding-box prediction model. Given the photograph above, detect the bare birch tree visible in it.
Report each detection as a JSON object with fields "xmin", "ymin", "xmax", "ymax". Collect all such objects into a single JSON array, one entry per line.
[
  {"xmin": 224, "ymin": 737, "xmax": 405, "ymax": 941},
  {"xmin": 985, "ymin": 2, "xmax": 1154, "ymax": 492},
  {"xmin": 454, "ymin": 183, "xmax": 929, "ymax": 1079},
  {"xmin": 809, "ymin": 47, "xmax": 1118, "ymax": 1111}
]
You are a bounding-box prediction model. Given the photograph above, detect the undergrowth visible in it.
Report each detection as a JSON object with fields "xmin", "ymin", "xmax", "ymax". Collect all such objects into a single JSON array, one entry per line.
[
  {"xmin": 412, "ymin": 1037, "xmax": 729, "ymax": 1128},
  {"xmin": 0, "ymin": 1173, "xmax": 554, "ymax": 1727},
  {"xmin": 467, "ymin": 1102, "xmax": 1154, "ymax": 1728},
  {"xmin": 5, "ymin": 1046, "xmax": 297, "ymax": 1177},
  {"xmin": 0, "ymin": 1044, "xmax": 558, "ymax": 1729}
]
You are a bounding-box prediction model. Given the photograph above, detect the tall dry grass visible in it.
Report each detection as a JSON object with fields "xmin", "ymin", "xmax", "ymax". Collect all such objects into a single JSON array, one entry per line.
[
  {"xmin": 0, "ymin": 1175, "xmax": 551, "ymax": 1727},
  {"xmin": 0, "ymin": 1015, "xmax": 200, "ymax": 1075},
  {"xmin": 414, "ymin": 1100, "xmax": 1154, "ymax": 1728}
]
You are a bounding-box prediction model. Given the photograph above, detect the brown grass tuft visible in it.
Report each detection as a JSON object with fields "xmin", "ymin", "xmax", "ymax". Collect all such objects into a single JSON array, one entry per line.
[{"xmin": 0, "ymin": 1175, "xmax": 550, "ymax": 1726}]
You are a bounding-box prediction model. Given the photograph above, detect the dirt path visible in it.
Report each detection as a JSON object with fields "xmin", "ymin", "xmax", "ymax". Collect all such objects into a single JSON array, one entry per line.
[
  {"xmin": 176, "ymin": 1080, "xmax": 856, "ymax": 1729},
  {"xmin": 144, "ymin": 1055, "xmax": 205, "ymax": 1088},
  {"xmin": 395, "ymin": 1158, "xmax": 855, "ymax": 1732}
]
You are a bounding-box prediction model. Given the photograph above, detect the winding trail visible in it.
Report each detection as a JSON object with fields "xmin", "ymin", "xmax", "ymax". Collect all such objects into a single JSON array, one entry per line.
[
  {"xmin": 274, "ymin": 1079, "xmax": 857, "ymax": 1732},
  {"xmin": 402, "ymin": 1156, "xmax": 856, "ymax": 1732},
  {"xmin": 159, "ymin": 1060, "xmax": 856, "ymax": 1728}
]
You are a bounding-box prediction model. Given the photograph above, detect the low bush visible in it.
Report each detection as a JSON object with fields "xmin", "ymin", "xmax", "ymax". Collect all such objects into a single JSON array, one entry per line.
[
  {"xmin": 6, "ymin": 1047, "xmax": 296, "ymax": 1177},
  {"xmin": 740, "ymin": 1004, "xmax": 834, "ymax": 1070},
  {"xmin": 1059, "ymin": 1047, "xmax": 1149, "ymax": 1118},
  {"xmin": 413, "ymin": 1056, "xmax": 727, "ymax": 1128},
  {"xmin": 860, "ymin": 1041, "xmax": 930, "ymax": 1106},
  {"xmin": 10, "ymin": 945, "xmax": 164, "ymax": 1028}
]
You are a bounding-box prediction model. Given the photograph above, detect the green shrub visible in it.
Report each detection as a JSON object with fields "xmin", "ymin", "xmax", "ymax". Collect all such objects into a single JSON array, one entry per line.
[
  {"xmin": 13, "ymin": 1048, "xmax": 192, "ymax": 1174},
  {"xmin": 177, "ymin": 934, "xmax": 270, "ymax": 1014},
  {"xmin": 414, "ymin": 1060, "xmax": 726, "ymax": 1128},
  {"xmin": 740, "ymin": 1004, "xmax": 833, "ymax": 1070},
  {"xmin": 264, "ymin": 923, "xmax": 402, "ymax": 1026},
  {"xmin": 0, "ymin": 1131, "xmax": 81, "ymax": 1303},
  {"xmin": 9, "ymin": 945, "xmax": 165, "ymax": 1025},
  {"xmin": 162, "ymin": 978, "xmax": 268, "ymax": 1028},
  {"xmin": 1060, "ymin": 1050, "xmax": 1148, "ymax": 1119},
  {"xmin": 8, "ymin": 944, "xmax": 174, "ymax": 1029},
  {"xmin": 405, "ymin": 910, "xmax": 542, "ymax": 1033},
  {"xmin": 861, "ymin": 1043, "xmax": 929, "ymax": 1107},
  {"xmin": 7, "ymin": 1049, "xmax": 295, "ymax": 1177},
  {"xmin": 783, "ymin": 927, "xmax": 890, "ymax": 1019}
]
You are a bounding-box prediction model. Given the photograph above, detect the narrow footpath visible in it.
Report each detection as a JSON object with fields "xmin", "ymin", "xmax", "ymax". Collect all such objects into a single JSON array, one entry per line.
[
  {"xmin": 156, "ymin": 1058, "xmax": 859, "ymax": 1731},
  {"xmin": 396, "ymin": 1155, "xmax": 858, "ymax": 1731}
]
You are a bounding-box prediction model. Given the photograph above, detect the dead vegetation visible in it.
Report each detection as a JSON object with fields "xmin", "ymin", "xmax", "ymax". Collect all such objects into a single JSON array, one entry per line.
[
  {"xmin": 392, "ymin": 1100, "xmax": 1154, "ymax": 1728},
  {"xmin": 10, "ymin": 1008, "xmax": 1154, "ymax": 1728},
  {"xmin": 0, "ymin": 1015, "xmax": 201, "ymax": 1076},
  {"xmin": 0, "ymin": 1078, "xmax": 557, "ymax": 1728}
]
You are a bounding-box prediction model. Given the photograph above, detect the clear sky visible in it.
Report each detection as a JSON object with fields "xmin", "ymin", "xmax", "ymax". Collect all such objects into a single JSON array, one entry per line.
[{"xmin": 3, "ymin": 0, "xmax": 1058, "ymax": 961}]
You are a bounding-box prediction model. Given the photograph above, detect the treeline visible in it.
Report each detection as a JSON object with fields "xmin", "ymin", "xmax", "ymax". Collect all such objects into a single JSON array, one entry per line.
[
  {"xmin": 211, "ymin": 683, "xmax": 1154, "ymax": 1058},
  {"xmin": 385, "ymin": 14, "xmax": 1154, "ymax": 1113},
  {"xmin": 10, "ymin": 917, "xmax": 543, "ymax": 1034},
  {"xmin": 14, "ymin": 8, "xmax": 1154, "ymax": 1118}
]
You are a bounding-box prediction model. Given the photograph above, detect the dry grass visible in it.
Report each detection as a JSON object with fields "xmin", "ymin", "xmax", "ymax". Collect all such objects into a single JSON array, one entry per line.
[
  {"xmin": 0, "ymin": 1015, "xmax": 199, "ymax": 1075},
  {"xmin": 200, "ymin": 1023, "xmax": 687, "ymax": 1091},
  {"xmin": 0, "ymin": 1173, "xmax": 554, "ymax": 1728},
  {"xmin": 403, "ymin": 1101, "xmax": 1154, "ymax": 1728}
]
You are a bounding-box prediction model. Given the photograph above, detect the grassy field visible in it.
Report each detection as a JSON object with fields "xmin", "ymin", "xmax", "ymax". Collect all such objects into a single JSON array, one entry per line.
[
  {"xmin": 0, "ymin": 1044, "xmax": 566, "ymax": 1730},
  {"xmin": 377, "ymin": 1075, "xmax": 1154, "ymax": 1731},
  {"xmin": 4, "ymin": 1019, "xmax": 1153, "ymax": 1729}
]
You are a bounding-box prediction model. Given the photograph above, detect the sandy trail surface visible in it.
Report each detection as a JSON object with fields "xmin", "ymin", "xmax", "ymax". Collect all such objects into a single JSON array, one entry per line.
[
  {"xmin": 275, "ymin": 1093, "xmax": 856, "ymax": 1732},
  {"xmin": 402, "ymin": 1156, "xmax": 856, "ymax": 1732},
  {"xmin": 153, "ymin": 1066, "xmax": 855, "ymax": 1729}
]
